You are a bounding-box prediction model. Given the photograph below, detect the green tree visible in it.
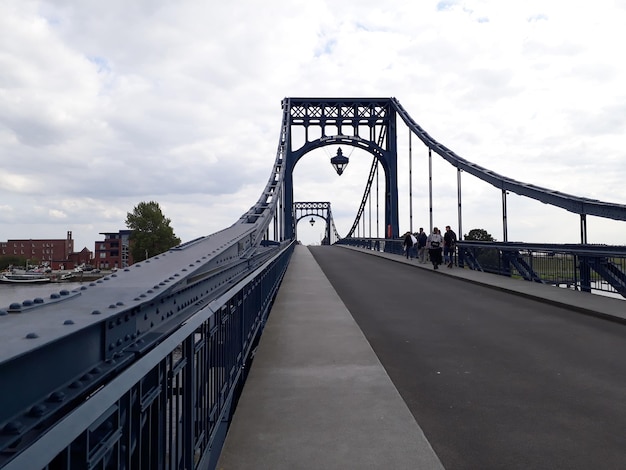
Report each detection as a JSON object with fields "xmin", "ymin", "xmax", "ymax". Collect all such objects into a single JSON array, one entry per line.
[
  {"xmin": 463, "ymin": 228, "xmax": 499, "ymax": 272},
  {"xmin": 0, "ymin": 256, "xmax": 29, "ymax": 270},
  {"xmin": 464, "ymin": 228, "xmax": 496, "ymax": 241},
  {"xmin": 125, "ymin": 201, "xmax": 181, "ymax": 261}
]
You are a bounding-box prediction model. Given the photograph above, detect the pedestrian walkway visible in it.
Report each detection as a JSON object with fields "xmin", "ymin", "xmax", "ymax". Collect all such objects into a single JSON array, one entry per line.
[
  {"xmin": 217, "ymin": 245, "xmax": 444, "ymax": 470},
  {"xmin": 345, "ymin": 245, "xmax": 625, "ymax": 324},
  {"xmin": 217, "ymin": 244, "xmax": 624, "ymax": 469}
]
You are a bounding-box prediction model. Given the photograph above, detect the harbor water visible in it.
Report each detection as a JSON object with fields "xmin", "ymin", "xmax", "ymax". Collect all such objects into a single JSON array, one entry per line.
[{"xmin": 0, "ymin": 281, "xmax": 86, "ymax": 307}]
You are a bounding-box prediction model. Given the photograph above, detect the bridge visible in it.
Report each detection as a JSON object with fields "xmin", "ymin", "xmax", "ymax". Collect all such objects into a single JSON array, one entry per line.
[{"xmin": 1, "ymin": 98, "xmax": 625, "ymax": 469}]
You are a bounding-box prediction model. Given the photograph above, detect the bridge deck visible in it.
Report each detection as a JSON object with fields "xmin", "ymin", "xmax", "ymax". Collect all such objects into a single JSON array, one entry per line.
[
  {"xmin": 218, "ymin": 245, "xmax": 625, "ymax": 469},
  {"xmin": 217, "ymin": 245, "xmax": 444, "ymax": 469}
]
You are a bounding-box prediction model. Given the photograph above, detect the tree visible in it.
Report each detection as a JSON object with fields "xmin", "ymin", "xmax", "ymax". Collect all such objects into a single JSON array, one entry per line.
[
  {"xmin": 125, "ymin": 201, "xmax": 181, "ymax": 261},
  {"xmin": 463, "ymin": 228, "xmax": 499, "ymax": 272},
  {"xmin": 464, "ymin": 228, "xmax": 496, "ymax": 241}
]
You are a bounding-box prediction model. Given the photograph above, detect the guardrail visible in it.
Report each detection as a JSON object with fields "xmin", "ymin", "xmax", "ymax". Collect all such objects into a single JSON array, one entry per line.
[
  {"xmin": 2, "ymin": 242, "xmax": 295, "ymax": 470},
  {"xmin": 336, "ymin": 238, "xmax": 626, "ymax": 299}
]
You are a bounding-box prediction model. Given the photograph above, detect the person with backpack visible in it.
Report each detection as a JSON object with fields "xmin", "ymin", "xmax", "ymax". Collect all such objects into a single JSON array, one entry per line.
[
  {"xmin": 444, "ymin": 225, "xmax": 457, "ymax": 268},
  {"xmin": 427, "ymin": 227, "xmax": 444, "ymax": 269}
]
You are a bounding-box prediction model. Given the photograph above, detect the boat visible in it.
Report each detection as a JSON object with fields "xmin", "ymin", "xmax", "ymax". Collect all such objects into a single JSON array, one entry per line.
[{"xmin": 0, "ymin": 272, "xmax": 52, "ymax": 284}]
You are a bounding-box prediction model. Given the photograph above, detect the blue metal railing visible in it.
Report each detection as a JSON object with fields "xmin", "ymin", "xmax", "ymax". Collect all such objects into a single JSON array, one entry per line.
[
  {"xmin": 2, "ymin": 242, "xmax": 294, "ymax": 470},
  {"xmin": 336, "ymin": 238, "xmax": 626, "ymax": 299}
]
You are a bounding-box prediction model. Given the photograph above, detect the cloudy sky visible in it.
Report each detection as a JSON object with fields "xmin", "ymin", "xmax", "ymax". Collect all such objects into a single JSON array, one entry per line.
[{"xmin": 2, "ymin": 0, "xmax": 626, "ymax": 252}]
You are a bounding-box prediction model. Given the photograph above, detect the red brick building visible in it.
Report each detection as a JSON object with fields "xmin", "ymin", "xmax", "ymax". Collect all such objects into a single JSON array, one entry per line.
[
  {"xmin": 0, "ymin": 231, "xmax": 91, "ymax": 269},
  {"xmin": 94, "ymin": 230, "xmax": 134, "ymax": 269}
]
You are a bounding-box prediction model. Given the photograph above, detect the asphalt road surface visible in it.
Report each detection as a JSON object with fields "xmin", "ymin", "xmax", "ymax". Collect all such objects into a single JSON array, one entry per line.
[{"xmin": 310, "ymin": 246, "xmax": 626, "ymax": 470}]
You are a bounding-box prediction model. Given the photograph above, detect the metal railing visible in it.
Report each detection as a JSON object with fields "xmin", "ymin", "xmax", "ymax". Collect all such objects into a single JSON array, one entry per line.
[
  {"xmin": 2, "ymin": 242, "xmax": 294, "ymax": 470},
  {"xmin": 336, "ymin": 238, "xmax": 626, "ymax": 299}
]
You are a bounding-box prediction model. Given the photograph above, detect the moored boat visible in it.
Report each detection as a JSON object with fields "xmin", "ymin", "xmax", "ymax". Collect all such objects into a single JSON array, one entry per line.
[{"xmin": 0, "ymin": 272, "xmax": 52, "ymax": 284}]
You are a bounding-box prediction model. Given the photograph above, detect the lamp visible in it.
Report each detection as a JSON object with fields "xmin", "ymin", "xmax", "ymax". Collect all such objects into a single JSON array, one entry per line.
[
  {"xmin": 330, "ymin": 147, "xmax": 349, "ymax": 175},
  {"xmin": 309, "ymin": 217, "xmax": 315, "ymax": 226}
]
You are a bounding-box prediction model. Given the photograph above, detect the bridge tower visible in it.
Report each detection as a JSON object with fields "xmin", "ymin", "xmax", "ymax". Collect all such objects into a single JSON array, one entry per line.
[
  {"xmin": 294, "ymin": 202, "xmax": 334, "ymax": 244},
  {"xmin": 283, "ymin": 98, "xmax": 399, "ymax": 241}
]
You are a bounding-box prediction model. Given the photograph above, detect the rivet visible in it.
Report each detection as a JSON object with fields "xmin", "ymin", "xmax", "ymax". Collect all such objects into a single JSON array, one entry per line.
[
  {"xmin": 25, "ymin": 332, "xmax": 39, "ymax": 339},
  {"xmin": 34, "ymin": 297, "xmax": 44, "ymax": 304},
  {"xmin": 59, "ymin": 290, "xmax": 70, "ymax": 296},
  {"xmin": 92, "ymin": 310, "xmax": 102, "ymax": 315},
  {"xmin": 47, "ymin": 391, "xmax": 65, "ymax": 403},
  {"xmin": 63, "ymin": 320, "xmax": 75, "ymax": 325},
  {"xmin": 29, "ymin": 404, "xmax": 47, "ymax": 417},
  {"xmin": 3, "ymin": 421, "xmax": 23, "ymax": 435}
]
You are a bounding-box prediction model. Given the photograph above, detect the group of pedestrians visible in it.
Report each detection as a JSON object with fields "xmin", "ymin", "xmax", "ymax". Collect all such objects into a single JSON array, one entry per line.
[{"xmin": 403, "ymin": 225, "xmax": 457, "ymax": 270}]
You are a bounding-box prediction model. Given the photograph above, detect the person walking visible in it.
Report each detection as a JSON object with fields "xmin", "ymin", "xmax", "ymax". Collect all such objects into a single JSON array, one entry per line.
[
  {"xmin": 427, "ymin": 227, "xmax": 444, "ymax": 269},
  {"xmin": 444, "ymin": 225, "xmax": 457, "ymax": 268},
  {"xmin": 402, "ymin": 231, "xmax": 415, "ymax": 259},
  {"xmin": 417, "ymin": 227, "xmax": 427, "ymax": 263}
]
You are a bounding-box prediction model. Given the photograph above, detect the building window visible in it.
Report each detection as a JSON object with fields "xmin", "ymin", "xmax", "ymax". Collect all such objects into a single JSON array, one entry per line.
[{"xmin": 100, "ymin": 252, "xmax": 106, "ymax": 258}]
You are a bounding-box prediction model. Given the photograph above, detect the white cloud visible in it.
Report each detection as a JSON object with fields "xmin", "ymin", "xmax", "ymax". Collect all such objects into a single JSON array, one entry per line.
[{"xmin": 1, "ymin": 0, "xmax": 625, "ymax": 252}]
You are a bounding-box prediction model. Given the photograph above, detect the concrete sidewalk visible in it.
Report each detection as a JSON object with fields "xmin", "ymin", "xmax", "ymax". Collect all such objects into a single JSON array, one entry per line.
[
  {"xmin": 344, "ymin": 245, "xmax": 626, "ymax": 324},
  {"xmin": 217, "ymin": 245, "xmax": 444, "ymax": 470}
]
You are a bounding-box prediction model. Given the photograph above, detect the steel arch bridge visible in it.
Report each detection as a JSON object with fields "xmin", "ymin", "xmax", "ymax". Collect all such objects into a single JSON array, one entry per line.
[
  {"xmin": 1, "ymin": 97, "xmax": 626, "ymax": 470},
  {"xmin": 293, "ymin": 202, "xmax": 340, "ymax": 245}
]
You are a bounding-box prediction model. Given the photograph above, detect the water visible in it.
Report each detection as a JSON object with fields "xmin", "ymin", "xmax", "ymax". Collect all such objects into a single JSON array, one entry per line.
[{"xmin": 0, "ymin": 281, "xmax": 86, "ymax": 307}]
